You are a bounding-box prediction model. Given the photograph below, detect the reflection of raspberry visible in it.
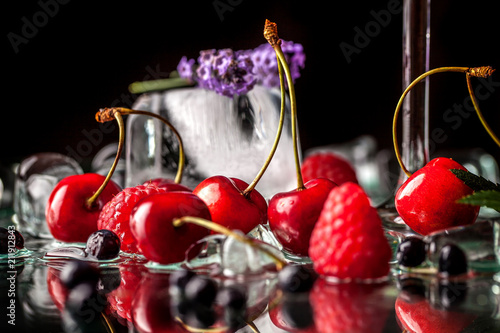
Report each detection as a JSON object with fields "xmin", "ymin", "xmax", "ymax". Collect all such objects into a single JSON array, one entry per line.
[
  {"xmin": 97, "ymin": 184, "xmax": 166, "ymax": 253},
  {"xmin": 309, "ymin": 182, "xmax": 391, "ymax": 280},
  {"xmin": 309, "ymin": 279, "xmax": 389, "ymax": 333},
  {"xmin": 301, "ymin": 151, "xmax": 358, "ymax": 185},
  {"xmin": 106, "ymin": 264, "xmax": 146, "ymax": 324}
]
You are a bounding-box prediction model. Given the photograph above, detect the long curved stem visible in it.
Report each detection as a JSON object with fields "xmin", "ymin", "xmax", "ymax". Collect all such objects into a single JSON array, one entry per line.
[
  {"xmin": 86, "ymin": 112, "xmax": 125, "ymax": 208},
  {"xmin": 96, "ymin": 107, "xmax": 186, "ymax": 184},
  {"xmin": 465, "ymin": 74, "xmax": 500, "ymax": 147},
  {"xmin": 264, "ymin": 19, "xmax": 304, "ymax": 190},
  {"xmin": 243, "ymin": 55, "xmax": 286, "ymax": 196},
  {"xmin": 172, "ymin": 216, "xmax": 287, "ymax": 271},
  {"xmin": 274, "ymin": 47, "xmax": 304, "ymax": 190},
  {"xmin": 394, "ymin": 67, "xmax": 470, "ymax": 177},
  {"xmin": 394, "ymin": 66, "xmax": 497, "ymax": 178}
]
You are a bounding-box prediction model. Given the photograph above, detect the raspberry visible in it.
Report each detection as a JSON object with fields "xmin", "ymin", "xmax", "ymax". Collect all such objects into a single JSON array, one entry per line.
[
  {"xmin": 97, "ymin": 184, "xmax": 166, "ymax": 254},
  {"xmin": 308, "ymin": 182, "xmax": 391, "ymax": 280},
  {"xmin": 300, "ymin": 151, "xmax": 358, "ymax": 185},
  {"xmin": 309, "ymin": 278, "xmax": 389, "ymax": 333}
]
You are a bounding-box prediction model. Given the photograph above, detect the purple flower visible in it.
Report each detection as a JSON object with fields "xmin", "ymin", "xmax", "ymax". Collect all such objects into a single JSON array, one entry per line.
[
  {"xmin": 177, "ymin": 56, "xmax": 196, "ymax": 81},
  {"xmin": 250, "ymin": 40, "xmax": 305, "ymax": 88},
  {"xmin": 176, "ymin": 40, "xmax": 305, "ymax": 97}
]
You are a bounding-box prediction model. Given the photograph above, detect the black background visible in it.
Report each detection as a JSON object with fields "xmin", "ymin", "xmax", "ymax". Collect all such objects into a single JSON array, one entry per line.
[{"xmin": 4, "ymin": 0, "xmax": 500, "ymax": 169}]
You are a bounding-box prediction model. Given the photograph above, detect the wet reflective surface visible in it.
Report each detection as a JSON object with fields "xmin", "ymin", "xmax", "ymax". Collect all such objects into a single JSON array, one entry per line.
[{"xmin": 1, "ymin": 216, "xmax": 500, "ymax": 333}]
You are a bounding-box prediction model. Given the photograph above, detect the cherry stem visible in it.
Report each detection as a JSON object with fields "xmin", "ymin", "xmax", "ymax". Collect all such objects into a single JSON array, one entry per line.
[
  {"xmin": 465, "ymin": 74, "xmax": 500, "ymax": 147},
  {"xmin": 175, "ymin": 317, "xmax": 229, "ymax": 333},
  {"xmin": 86, "ymin": 111, "xmax": 125, "ymax": 209},
  {"xmin": 242, "ymin": 53, "xmax": 286, "ymax": 197},
  {"xmin": 264, "ymin": 19, "xmax": 304, "ymax": 190},
  {"xmin": 128, "ymin": 76, "xmax": 194, "ymax": 95},
  {"xmin": 96, "ymin": 107, "xmax": 186, "ymax": 184},
  {"xmin": 172, "ymin": 216, "xmax": 287, "ymax": 271},
  {"xmin": 393, "ymin": 66, "xmax": 497, "ymax": 178}
]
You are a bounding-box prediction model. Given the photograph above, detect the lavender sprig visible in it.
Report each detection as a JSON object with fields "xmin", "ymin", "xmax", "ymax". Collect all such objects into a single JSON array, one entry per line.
[{"xmin": 177, "ymin": 40, "xmax": 305, "ymax": 97}]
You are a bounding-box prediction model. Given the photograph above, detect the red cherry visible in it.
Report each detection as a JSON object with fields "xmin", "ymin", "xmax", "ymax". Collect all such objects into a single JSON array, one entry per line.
[
  {"xmin": 395, "ymin": 157, "xmax": 480, "ymax": 235},
  {"xmin": 46, "ymin": 173, "xmax": 122, "ymax": 243},
  {"xmin": 268, "ymin": 178, "xmax": 337, "ymax": 256},
  {"xmin": 143, "ymin": 178, "xmax": 192, "ymax": 192},
  {"xmin": 130, "ymin": 192, "xmax": 212, "ymax": 265},
  {"xmin": 192, "ymin": 176, "xmax": 267, "ymax": 234}
]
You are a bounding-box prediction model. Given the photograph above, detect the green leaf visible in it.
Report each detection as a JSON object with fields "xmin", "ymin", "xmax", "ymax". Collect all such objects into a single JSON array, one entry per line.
[
  {"xmin": 450, "ymin": 169, "xmax": 500, "ymax": 192},
  {"xmin": 458, "ymin": 190, "xmax": 500, "ymax": 212}
]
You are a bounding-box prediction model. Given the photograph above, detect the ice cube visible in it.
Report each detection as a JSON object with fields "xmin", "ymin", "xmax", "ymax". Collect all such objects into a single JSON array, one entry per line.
[
  {"xmin": 90, "ymin": 142, "xmax": 125, "ymax": 188},
  {"xmin": 125, "ymin": 86, "xmax": 298, "ymax": 199},
  {"xmin": 13, "ymin": 153, "xmax": 83, "ymax": 238},
  {"xmin": 221, "ymin": 230, "xmax": 284, "ymax": 277}
]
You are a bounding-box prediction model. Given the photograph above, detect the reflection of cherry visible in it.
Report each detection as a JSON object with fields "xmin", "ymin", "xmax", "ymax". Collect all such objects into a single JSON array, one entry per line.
[
  {"xmin": 131, "ymin": 273, "xmax": 182, "ymax": 333},
  {"xmin": 47, "ymin": 267, "xmax": 69, "ymax": 311},
  {"xmin": 395, "ymin": 291, "xmax": 476, "ymax": 333}
]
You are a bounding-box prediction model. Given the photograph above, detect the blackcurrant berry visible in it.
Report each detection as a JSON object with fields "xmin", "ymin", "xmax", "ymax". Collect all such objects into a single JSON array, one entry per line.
[
  {"xmin": 59, "ymin": 260, "xmax": 100, "ymax": 290},
  {"xmin": 280, "ymin": 293, "xmax": 314, "ymax": 329},
  {"xmin": 396, "ymin": 237, "xmax": 426, "ymax": 267},
  {"xmin": 438, "ymin": 243, "xmax": 468, "ymax": 277},
  {"xmin": 216, "ymin": 286, "xmax": 247, "ymax": 330},
  {"xmin": 278, "ymin": 264, "xmax": 317, "ymax": 293},
  {"xmin": 85, "ymin": 229, "xmax": 120, "ymax": 260},
  {"xmin": 437, "ymin": 280, "xmax": 467, "ymax": 308},
  {"xmin": 97, "ymin": 267, "xmax": 121, "ymax": 294},
  {"xmin": 169, "ymin": 269, "xmax": 196, "ymax": 290},
  {"xmin": 0, "ymin": 227, "xmax": 24, "ymax": 254},
  {"xmin": 396, "ymin": 276, "xmax": 426, "ymax": 299},
  {"xmin": 216, "ymin": 285, "xmax": 246, "ymax": 311},
  {"xmin": 184, "ymin": 275, "xmax": 218, "ymax": 307}
]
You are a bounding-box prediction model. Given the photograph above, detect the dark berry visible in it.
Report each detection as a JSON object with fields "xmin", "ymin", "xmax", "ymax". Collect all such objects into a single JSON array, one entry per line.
[
  {"xmin": 184, "ymin": 305, "xmax": 216, "ymax": 329},
  {"xmin": 85, "ymin": 229, "xmax": 121, "ymax": 260},
  {"xmin": 169, "ymin": 269, "xmax": 196, "ymax": 290},
  {"xmin": 59, "ymin": 260, "xmax": 100, "ymax": 290},
  {"xmin": 396, "ymin": 237, "xmax": 426, "ymax": 267},
  {"xmin": 216, "ymin": 286, "xmax": 247, "ymax": 330},
  {"xmin": 280, "ymin": 293, "xmax": 314, "ymax": 329},
  {"xmin": 184, "ymin": 275, "xmax": 218, "ymax": 307},
  {"xmin": 0, "ymin": 227, "xmax": 24, "ymax": 254},
  {"xmin": 438, "ymin": 243, "xmax": 468, "ymax": 277},
  {"xmin": 97, "ymin": 267, "xmax": 121, "ymax": 294},
  {"xmin": 62, "ymin": 282, "xmax": 108, "ymax": 331},
  {"xmin": 278, "ymin": 264, "xmax": 317, "ymax": 293},
  {"xmin": 216, "ymin": 285, "xmax": 246, "ymax": 310},
  {"xmin": 437, "ymin": 280, "xmax": 467, "ymax": 309},
  {"xmin": 396, "ymin": 276, "xmax": 426, "ymax": 298}
]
